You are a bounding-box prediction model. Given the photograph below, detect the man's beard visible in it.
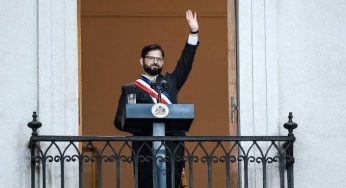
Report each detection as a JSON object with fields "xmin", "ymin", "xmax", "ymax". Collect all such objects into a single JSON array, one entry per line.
[{"xmin": 143, "ymin": 63, "xmax": 162, "ymax": 76}]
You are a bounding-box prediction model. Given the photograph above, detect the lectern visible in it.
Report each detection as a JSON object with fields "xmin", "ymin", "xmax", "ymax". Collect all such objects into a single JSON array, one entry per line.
[{"xmin": 123, "ymin": 104, "xmax": 194, "ymax": 188}]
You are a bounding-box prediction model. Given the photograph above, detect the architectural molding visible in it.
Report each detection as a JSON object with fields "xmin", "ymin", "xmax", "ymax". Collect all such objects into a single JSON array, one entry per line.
[
  {"xmin": 238, "ymin": 0, "xmax": 279, "ymax": 136},
  {"xmin": 237, "ymin": 0, "xmax": 280, "ymax": 187},
  {"xmin": 37, "ymin": 0, "xmax": 79, "ymax": 186},
  {"xmin": 81, "ymin": 11, "xmax": 227, "ymax": 18},
  {"xmin": 37, "ymin": 0, "xmax": 78, "ymax": 135}
]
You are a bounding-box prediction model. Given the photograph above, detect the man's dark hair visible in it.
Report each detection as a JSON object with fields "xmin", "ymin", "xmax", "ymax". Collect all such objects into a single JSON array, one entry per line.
[{"xmin": 141, "ymin": 43, "xmax": 165, "ymax": 58}]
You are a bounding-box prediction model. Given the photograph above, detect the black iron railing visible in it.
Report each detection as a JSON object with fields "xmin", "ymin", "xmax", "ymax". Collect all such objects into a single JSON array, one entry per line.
[{"xmin": 28, "ymin": 112, "xmax": 297, "ymax": 188}]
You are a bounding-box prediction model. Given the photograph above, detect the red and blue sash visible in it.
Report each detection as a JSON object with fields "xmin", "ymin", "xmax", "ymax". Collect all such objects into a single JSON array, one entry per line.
[{"xmin": 134, "ymin": 75, "xmax": 174, "ymax": 104}]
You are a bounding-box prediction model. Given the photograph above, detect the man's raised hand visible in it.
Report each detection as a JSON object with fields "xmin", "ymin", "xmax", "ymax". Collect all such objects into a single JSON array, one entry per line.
[{"xmin": 186, "ymin": 10, "xmax": 199, "ymax": 32}]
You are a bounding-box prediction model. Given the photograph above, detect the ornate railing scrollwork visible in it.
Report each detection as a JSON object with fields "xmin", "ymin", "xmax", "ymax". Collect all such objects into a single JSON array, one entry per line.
[{"xmin": 28, "ymin": 112, "xmax": 296, "ymax": 188}]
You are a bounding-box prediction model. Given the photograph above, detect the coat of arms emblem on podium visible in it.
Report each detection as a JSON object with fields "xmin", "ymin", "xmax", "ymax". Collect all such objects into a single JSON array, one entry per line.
[{"xmin": 151, "ymin": 103, "xmax": 169, "ymax": 118}]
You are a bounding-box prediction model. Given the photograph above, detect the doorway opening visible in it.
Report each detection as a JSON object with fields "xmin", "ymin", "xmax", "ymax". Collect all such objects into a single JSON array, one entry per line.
[{"xmin": 79, "ymin": 0, "xmax": 238, "ymax": 187}]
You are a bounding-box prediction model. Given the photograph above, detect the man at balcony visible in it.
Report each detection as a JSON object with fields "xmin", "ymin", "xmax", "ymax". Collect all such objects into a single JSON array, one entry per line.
[{"xmin": 114, "ymin": 9, "xmax": 199, "ymax": 188}]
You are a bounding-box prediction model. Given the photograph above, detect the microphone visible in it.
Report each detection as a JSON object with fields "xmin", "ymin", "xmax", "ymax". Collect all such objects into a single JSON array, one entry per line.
[
  {"xmin": 150, "ymin": 80, "xmax": 160, "ymax": 103},
  {"xmin": 150, "ymin": 81, "xmax": 157, "ymax": 91},
  {"xmin": 160, "ymin": 80, "xmax": 169, "ymax": 90}
]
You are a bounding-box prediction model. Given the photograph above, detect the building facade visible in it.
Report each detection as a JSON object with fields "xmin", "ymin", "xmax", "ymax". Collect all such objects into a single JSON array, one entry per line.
[{"xmin": 1, "ymin": 0, "xmax": 346, "ymax": 187}]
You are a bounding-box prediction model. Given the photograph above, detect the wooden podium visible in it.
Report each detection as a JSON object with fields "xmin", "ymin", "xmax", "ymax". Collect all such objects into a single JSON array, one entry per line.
[{"xmin": 123, "ymin": 104, "xmax": 194, "ymax": 188}]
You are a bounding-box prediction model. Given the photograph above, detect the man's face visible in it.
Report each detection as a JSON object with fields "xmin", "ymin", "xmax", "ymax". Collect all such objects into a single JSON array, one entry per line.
[{"xmin": 140, "ymin": 50, "xmax": 164, "ymax": 76}]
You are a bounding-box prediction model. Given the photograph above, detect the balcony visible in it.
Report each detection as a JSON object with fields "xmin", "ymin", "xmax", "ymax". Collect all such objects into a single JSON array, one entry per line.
[{"xmin": 28, "ymin": 112, "xmax": 297, "ymax": 188}]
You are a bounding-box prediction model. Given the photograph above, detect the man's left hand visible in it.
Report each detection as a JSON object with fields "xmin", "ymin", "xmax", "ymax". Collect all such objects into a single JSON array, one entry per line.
[{"xmin": 186, "ymin": 10, "xmax": 199, "ymax": 32}]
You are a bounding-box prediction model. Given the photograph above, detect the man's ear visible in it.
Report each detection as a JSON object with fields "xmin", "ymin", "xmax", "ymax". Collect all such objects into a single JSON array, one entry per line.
[{"xmin": 139, "ymin": 58, "xmax": 144, "ymax": 66}]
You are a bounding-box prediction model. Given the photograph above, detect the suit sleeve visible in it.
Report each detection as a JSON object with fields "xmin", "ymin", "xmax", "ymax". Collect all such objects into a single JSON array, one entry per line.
[
  {"xmin": 114, "ymin": 86, "xmax": 127, "ymax": 131},
  {"xmin": 171, "ymin": 42, "xmax": 199, "ymax": 91}
]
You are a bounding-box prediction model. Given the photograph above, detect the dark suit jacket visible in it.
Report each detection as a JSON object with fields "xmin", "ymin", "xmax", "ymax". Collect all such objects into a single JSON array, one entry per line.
[{"xmin": 114, "ymin": 42, "xmax": 199, "ymax": 136}]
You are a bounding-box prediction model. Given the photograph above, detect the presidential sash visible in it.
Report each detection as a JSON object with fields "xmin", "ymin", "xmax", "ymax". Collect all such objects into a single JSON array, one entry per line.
[{"xmin": 134, "ymin": 75, "xmax": 173, "ymax": 104}]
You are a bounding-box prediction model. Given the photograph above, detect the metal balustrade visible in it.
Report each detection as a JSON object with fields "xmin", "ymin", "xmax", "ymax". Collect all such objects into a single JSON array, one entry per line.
[{"xmin": 28, "ymin": 112, "xmax": 297, "ymax": 188}]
